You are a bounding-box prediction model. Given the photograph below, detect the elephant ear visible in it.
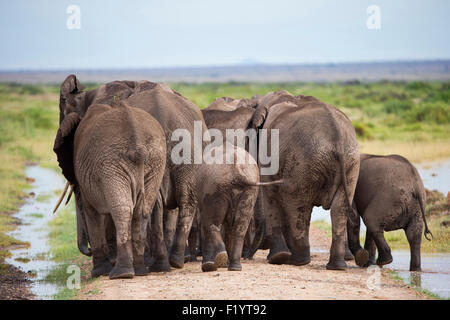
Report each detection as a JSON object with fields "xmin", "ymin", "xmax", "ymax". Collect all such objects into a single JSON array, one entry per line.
[
  {"xmin": 60, "ymin": 74, "xmax": 85, "ymax": 96},
  {"xmin": 250, "ymin": 104, "xmax": 268, "ymax": 129},
  {"xmin": 53, "ymin": 112, "xmax": 81, "ymax": 184}
]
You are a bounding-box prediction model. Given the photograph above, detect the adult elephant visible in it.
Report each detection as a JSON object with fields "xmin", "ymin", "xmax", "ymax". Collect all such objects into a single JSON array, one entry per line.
[
  {"xmin": 249, "ymin": 91, "xmax": 360, "ymax": 270},
  {"xmin": 347, "ymin": 154, "xmax": 432, "ymax": 271},
  {"xmin": 56, "ymin": 75, "xmax": 208, "ymax": 270},
  {"xmin": 53, "ymin": 102, "xmax": 166, "ymax": 278}
]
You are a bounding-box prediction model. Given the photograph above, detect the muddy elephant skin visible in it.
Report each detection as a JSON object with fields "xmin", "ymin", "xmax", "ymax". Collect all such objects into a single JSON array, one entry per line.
[
  {"xmin": 57, "ymin": 75, "xmax": 209, "ymax": 271},
  {"xmin": 347, "ymin": 154, "xmax": 432, "ymax": 271},
  {"xmin": 252, "ymin": 91, "xmax": 360, "ymax": 270},
  {"xmin": 53, "ymin": 102, "xmax": 166, "ymax": 279}
]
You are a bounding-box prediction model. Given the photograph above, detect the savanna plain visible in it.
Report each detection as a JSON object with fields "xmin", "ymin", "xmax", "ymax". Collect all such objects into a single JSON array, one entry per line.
[{"xmin": 0, "ymin": 81, "xmax": 449, "ymax": 299}]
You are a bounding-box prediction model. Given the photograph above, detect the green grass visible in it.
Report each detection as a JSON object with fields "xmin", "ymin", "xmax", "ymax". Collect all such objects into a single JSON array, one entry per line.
[
  {"xmin": 0, "ymin": 83, "xmax": 59, "ymax": 271},
  {"xmin": 27, "ymin": 213, "xmax": 44, "ymax": 219}
]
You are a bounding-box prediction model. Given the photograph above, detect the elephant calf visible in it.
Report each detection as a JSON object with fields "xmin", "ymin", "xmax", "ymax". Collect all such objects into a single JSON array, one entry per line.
[
  {"xmin": 54, "ymin": 102, "xmax": 166, "ymax": 279},
  {"xmin": 347, "ymin": 154, "xmax": 432, "ymax": 271},
  {"xmin": 198, "ymin": 143, "xmax": 282, "ymax": 272}
]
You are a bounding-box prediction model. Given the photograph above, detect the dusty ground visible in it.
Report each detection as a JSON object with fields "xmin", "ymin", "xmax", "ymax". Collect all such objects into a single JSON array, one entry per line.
[{"xmin": 78, "ymin": 227, "xmax": 426, "ymax": 300}]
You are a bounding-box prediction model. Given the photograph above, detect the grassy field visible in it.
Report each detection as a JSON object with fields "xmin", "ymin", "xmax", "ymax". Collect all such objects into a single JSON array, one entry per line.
[{"xmin": 0, "ymin": 80, "xmax": 448, "ymax": 293}]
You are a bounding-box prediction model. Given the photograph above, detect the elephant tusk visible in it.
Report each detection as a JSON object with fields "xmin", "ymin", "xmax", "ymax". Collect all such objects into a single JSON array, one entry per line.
[
  {"xmin": 53, "ymin": 181, "xmax": 70, "ymax": 214},
  {"xmin": 65, "ymin": 184, "xmax": 74, "ymax": 206}
]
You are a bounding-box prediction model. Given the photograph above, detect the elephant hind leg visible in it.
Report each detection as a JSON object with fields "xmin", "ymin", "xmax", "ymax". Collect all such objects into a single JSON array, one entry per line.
[
  {"xmin": 262, "ymin": 192, "xmax": 291, "ymax": 264},
  {"xmin": 109, "ymin": 205, "xmax": 135, "ymax": 279},
  {"xmin": 227, "ymin": 188, "xmax": 259, "ymax": 271},
  {"xmin": 200, "ymin": 198, "xmax": 228, "ymax": 272},
  {"xmin": 281, "ymin": 200, "xmax": 312, "ymax": 266},
  {"xmin": 405, "ymin": 218, "xmax": 423, "ymax": 271},
  {"xmin": 364, "ymin": 231, "xmax": 377, "ymax": 266},
  {"xmin": 327, "ymin": 188, "xmax": 349, "ymax": 270},
  {"xmin": 84, "ymin": 204, "xmax": 113, "ymax": 278}
]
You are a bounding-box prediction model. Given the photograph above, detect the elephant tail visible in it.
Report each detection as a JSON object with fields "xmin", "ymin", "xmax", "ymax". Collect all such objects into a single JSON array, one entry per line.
[
  {"xmin": 416, "ymin": 190, "xmax": 433, "ymax": 241},
  {"xmin": 337, "ymin": 151, "xmax": 354, "ymax": 220},
  {"xmin": 244, "ymin": 179, "xmax": 284, "ymax": 187},
  {"xmin": 247, "ymin": 218, "xmax": 266, "ymax": 259},
  {"xmin": 120, "ymin": 101, "xmax": 147, "ymax": 217}
]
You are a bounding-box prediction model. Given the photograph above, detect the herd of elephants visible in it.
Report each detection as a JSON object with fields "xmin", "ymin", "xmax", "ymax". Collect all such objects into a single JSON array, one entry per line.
[{"xmin": 52, "ymin": 74, "xmax": 432, "ymax": 279}]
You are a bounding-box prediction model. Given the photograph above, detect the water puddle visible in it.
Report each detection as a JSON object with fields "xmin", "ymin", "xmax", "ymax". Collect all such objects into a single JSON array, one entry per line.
[
  {"xmin": 311, "ymin": 159, "xmax": 450, "ymax": 298},
  {"xmin": 389, "ymin": 251, "xmax": 450, "ymax": 298},
  {"xmin": 6, "ymin": 165, "xmax": 65, "ymax": 299}
]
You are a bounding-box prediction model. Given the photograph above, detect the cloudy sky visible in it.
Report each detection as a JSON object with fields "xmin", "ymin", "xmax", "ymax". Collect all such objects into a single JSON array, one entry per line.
[{"xmin": 1, "ymin": 0, "xmax": 449, "ymax": 70}]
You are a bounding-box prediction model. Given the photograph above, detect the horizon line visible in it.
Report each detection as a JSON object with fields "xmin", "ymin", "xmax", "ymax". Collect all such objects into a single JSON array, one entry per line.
[{"xmin": 1, "ymin": 58, "xmax": 450, "ymax": 73}]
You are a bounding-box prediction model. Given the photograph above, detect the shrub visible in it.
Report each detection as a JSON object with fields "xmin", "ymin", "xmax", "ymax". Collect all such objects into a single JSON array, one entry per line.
[
  {"xmin": 406, "ymin": 81, "xmax": 431, "ymax": 90},
  {"xmin": 407, "ymin": 102, "xmax": 450, "ymax": 124},
  {"xmin": 383, "ymin": 99, "xmax": 413, "ymax": 114},
  {"xmin": 352, "ymin": 121, "xmax": 373, "ymax": 139}
]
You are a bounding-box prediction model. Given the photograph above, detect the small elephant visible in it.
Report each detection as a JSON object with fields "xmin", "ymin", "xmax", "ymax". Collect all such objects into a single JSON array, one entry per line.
[
  {"xmin": 198, "ymin": 142, "xmax": 282, "ymax": 272},
  {"xmin": 53, "ymin": 102, "xmax": 166, "ymax": 279},
  {"xmin": 347, "ymin": 154, "xmax": 433, "ymax": 271}
]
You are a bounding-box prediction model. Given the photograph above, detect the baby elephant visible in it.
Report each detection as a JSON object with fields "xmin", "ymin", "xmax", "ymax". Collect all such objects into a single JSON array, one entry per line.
[
  {"xmin": 198, "ymin": 142, "xmax": 282, "ymax": 272},
  {"xmin": 347, "ymin": 154, "xmax": 432, "ymax": 271},
  {"xmin": 53, "ymin": 103, "xmax": 166, "ymax": 279}
]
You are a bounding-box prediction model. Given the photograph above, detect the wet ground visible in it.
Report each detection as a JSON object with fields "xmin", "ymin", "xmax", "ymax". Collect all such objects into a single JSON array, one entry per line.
[
  {"xmin": 5, "ymin": 166, "xmax": 65, "ymax": 299},
  {"xmin": 4, "ymin": 160, "xmax": 449, "ymax": 299}
]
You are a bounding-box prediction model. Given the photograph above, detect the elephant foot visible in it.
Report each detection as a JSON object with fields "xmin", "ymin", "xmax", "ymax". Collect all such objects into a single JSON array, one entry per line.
[
  {"xmin": 169, "ymin": 253, "xmax": 185, "ymax": 269},
  {"xmin": 214, "ymin": 251, "xmax": 228, "ymax": 268},
  {"xmin": 345, "ymin": 249, "xmax": 354, "ymax": 261},
  {"xmin": 201, "ymin": 261, "xmax": 217, "ymax": 272},
  {"xmin": 91, "ymin": 261, "xmax": 113, "ymax": 278},
  {"xmin": 367, "ymin": 258, "xmax": 376, "ymax": 266},
  {"xmin": 354, "ymin": 249, "xmax": 369, "ymax": 267},
  {"xmin": 409, "ymin": 266, "xmax": 421, "ymax": 272},
  {"xmin": 376, "ymin": 252, "xmax": 393, "ymax": 266},
  {"xmin": 289, "ymin": 253, "xmax": 311, "ymax": 266},
  {"xmin": 184, "ymin": 254, "xmax": 191, "ymax": 263},
  {"xmin": 326, "ymin": 259, "xmax": 347, "ymax": 270},
  {"xmin": 134, "ymin": 264, "xmax": 149, "ymax": 276},
  {"xmin": 228, "ymin": 262, "xmax": 242, "ymax": 271},
  {"xmin": 267, "ymin": 251, "xmax": 291, "ymax": 265},
  {"xmin": 149, "ymin": 258, "xmax": 171, "ymax": 272},
  {"xmin": 109, "ymin": 265, "xmax": 134, "ymax": 279}
]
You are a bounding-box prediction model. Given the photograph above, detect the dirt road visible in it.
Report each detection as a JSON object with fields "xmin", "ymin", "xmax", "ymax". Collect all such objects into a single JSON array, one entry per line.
[{"xmin": 78, "ymin": 226, "xmax": 425, "ymax": 300}]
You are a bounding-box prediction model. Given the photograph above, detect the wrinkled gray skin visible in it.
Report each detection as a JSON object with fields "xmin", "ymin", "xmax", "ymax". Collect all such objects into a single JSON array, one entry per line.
[
  {"xmin": 53, "ymin": 101, "xmax": 166, "ymax": 279},
  {"xmin": 198, "ymin": 143, "xmax": 270, "ymax": 272},
  {"xmin": 251, "ymin": 91, "xmax": 360, "ymax": 270},
  {"xmin": 201, "ymin": 97, "xmax": 264, "ymax": 259},
  {"xmin": 57, "ymin": 75, "xmax": 208, "ymax": 271},
  {"xmin": 203, "ymin": 96, "xmax": 258, "ymax": 112},
  {"xmin": 347, "ymin": 154, "xmax": 432, "ymax": 271}
]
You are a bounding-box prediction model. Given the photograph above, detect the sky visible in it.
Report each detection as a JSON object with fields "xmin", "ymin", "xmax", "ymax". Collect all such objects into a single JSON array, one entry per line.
[{"xmin": 0, "ymin": 0, "xmax": 449, "ymax": 70}]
